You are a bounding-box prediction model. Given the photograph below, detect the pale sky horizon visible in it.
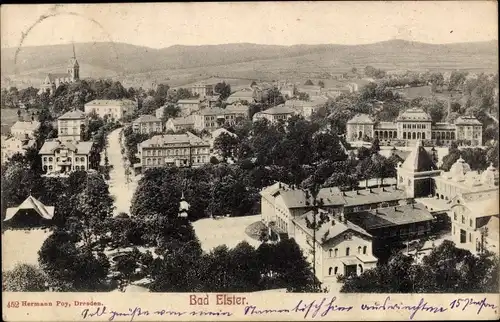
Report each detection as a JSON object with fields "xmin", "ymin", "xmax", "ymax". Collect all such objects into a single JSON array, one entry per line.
[{"xmin": 1, "ymin": 2, "xmax": 498, "ymax": 49}]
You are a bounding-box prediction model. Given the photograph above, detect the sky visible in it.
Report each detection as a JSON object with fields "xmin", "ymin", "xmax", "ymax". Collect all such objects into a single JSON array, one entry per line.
[{"xmin": 1, "ymin": 2, "xmax": 498, "ymax": 49}]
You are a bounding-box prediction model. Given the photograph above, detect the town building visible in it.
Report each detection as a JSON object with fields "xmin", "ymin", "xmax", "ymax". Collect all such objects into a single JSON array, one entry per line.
[
  {"xmin": 346, "ymin": 108, "xmax": 483, "ymax": 146},
  {"xmin": 84, "ymin": 99, "xmax": 137, "ymax": 121},
  {"xmin": 39, "ymin": 139, "xmax": 94, "ymax": 175},
  {"xmin": 165, "ymin": 115, "xmax": 195, "ymax": 132},
  {"xmin": 4, "ymin": 195, "xmax": 55, "ymax": 228},
  {"xmin": 1, "ymin": 135, "xmax": 36, "ymax": 164},
  {"xmin": 10, "ymin": 120, "xmax": 40, "ymax": 140},
  {"xmin": 191, "ymin": 81, "xmax": 214, "ymax": 98},
  {"xmin": 284, "ymin": 96, "xmax": 327, "ymax": 120},
  {"xmin": 132, "ymin": 115, "xmax": 163, "ymax": 134},
  {"xmin": 277, "ymin": 82, "xmax": 295, "ymax": 98},
  {"xmin": 135, "ymin": 132, "xmax": 210, "ymax": 170},
  {"xmin": 396, "ymin": 140, "xmax": 441, "ymax": 198},
  {"xmin": 433, "ymin": 158, "xmax": 499, "ymax": 201},
  {"xmin": 155, "ymin": 106, "xmax": 166, "ymax": 119},
  {"xmin": 449, "ymin": 188, "xmax": 499, "ymax": 255},
  {"xmin": 296, "ymin": 85, "xmax": 322, "ymax": 97},
  {"xmin": 293, "ymin": 209, "xmax": 377, "ymax": 283},
  {"xmin": 57, "ymin": 109, "xmax": 87, "ymax": 143},
  {"xmin": 226, "ymin": 88, "xmax": 257, "ymax": 104},
  {"xmin": 253, "ymin": 105, "xmax": 297, "ymax": 123},
  {"xmin": 39, "ymin": 44, "xmax": 79, "ymax": 95},
  {"xmin": 177, "ymin": 99, "xmax": 203, "ymax": 116},
  {"xmin": 193, "ymin": 103, "xmax": 249, "ymax": 131}
]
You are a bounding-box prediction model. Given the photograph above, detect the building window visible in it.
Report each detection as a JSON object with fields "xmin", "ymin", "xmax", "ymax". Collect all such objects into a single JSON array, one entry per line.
[
  {"xmin": 334, "ymin": 248, "xmax": 338, "ymax": 257},
  {"xmin": 358, "ymin": 246, "xmax": 361, "ymax": 254},
  {"xmin": 334, "ymin": 267, "xmax": 338, "ymax": 275},
  {"xmin": 469, "ymin": 233, "xmax": 472, "ymax": 242},
  {"xmin": 49, "ymin": 165, "xmax": 53, "ymax": 171},
  {"xmin": 363, "ymin": 246, "xmax": 367, "ymax": 254},
  {"xmin": 461, "ymin": 215, "xmax": 465, "ymax": 224},
  {"xmin": 359, "ymin": 264, "xmax": 363, "ymax": 274},
  {"xmin": 346, "ymin": 247, "xmax": 350, "ymax": 256},
  {"xmin": 75, "ymin": 166, "xmax": 80, "ymax": 171},
  {"xmin": 329, "ymin": 249, "xmax": 332, "ymax": 257},
  {"xmin": 328, "ymin": 267, "xmax": 333, "ymax": 275},
  {"xmin": 49, "ymin": 157, "xmax": 53, "ymax": 162}
]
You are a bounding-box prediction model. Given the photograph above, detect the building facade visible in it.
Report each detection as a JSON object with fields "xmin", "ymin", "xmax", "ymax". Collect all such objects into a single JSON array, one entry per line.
[
  {"xmin": 1, "ymin": 136, "xmax": 35, "ymax": 164},
  {"xmin": 165, "ymin": 115, "xmax": 195, "ymax": 132},
  {"xmin": 346, "ymin": 108, "xmax": 483, "ymax": 146},
  {"xmin": 191, "ymin": 82, "xmax": 214, "ymax": 98},
  {"xmin": 193, "ymin": 104, "xmax": 249, "ymax": 131},
  {"xmin": 177, "ymin": 99, "xmax": 203, "ymax": 116},
  {"xmin": 39, "ymin": 140, "xmax": 94, "ymax": 175},
  {"xmin": 135, "ymin": 132, "xmax": 210, "ymax": 170},
  {"xmin": 84, "ymin": 99, "xmax": 137, "ymax": 120},
  {"xmin": 57, "ymin": 110, "xmax": 87, "ymax": 143},
  {"xmin": 449, "ymin": 189, "xmax": 499, "ymax": 255},
  {"xmin": 253, "ymin": 105, "xmax": 297, "ymax": 123},
  {"xmin": 132, "ymin": 115, "xmax": 163, "ymax": 134}
]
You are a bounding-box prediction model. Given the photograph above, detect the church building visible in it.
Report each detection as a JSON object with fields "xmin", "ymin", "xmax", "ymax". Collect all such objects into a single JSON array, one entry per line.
[{"xmin": 39, "ymin": 44, "xmax": 80, "ymax": 95}]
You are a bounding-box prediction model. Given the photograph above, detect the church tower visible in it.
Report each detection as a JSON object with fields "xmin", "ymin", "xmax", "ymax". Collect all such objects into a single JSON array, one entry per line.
[{"xmin": 67, "ymin": 43, "xmax": 80, "ymax": 81}]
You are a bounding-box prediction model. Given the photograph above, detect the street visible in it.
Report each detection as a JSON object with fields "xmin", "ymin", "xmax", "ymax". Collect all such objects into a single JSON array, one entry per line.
[{"xmin": 106, "ymin": 128, "xmax": 139, "ymax": 217}]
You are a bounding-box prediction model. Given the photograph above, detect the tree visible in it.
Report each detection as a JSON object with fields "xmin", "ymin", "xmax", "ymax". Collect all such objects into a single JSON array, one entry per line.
[
  {"xmin": 3, "ymin": 264, "xmax": 48, "ymax": 292},
  {"xmin": 370, "ymin": 137, "xmax": 380, "ymax": 154},
  {"xmin": 297, "ymin": 92, "xmax": 310, "ymax": 101},
  {"xmin": 214, "ymin": 82, "xmax": 232, "ymax": 100},
  {"xmin": 161, "ymin": 103, "xmax": 180, "ymax": 123},
  {"xmin": 440, "ymin": 147, "xmax": 488, "ymax": 172},
  {"xmin": 304, "ymin": 80, "xmax": 314, "ymax": 86},
  {"xmin": 38, "ymin": 230, "xmax": 110, "ymax": 291},
  {"xmin": 448, "ymin": 71, "xmax": 468, "ymax": 92},
  {"xmin": 341, "ymin": 240, "xmax": 499, "ymax": 293},
  {"xmin": 318, "ymin": 80, "xmax": 325, "ymax": 88},
  {"xmin": 213, "ymin": 132, "xmax": 239, "ymax": 161}
]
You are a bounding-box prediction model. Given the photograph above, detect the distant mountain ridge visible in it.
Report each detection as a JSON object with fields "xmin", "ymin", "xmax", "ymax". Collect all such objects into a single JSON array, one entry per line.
[{"xmin": 1, "ymin": 39, "xmax": 497, "ymax": 84}]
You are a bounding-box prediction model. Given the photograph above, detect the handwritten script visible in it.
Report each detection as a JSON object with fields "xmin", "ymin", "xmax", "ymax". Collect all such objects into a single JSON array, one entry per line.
[{"xmin": 80, "ymin": 296, "xmax": 497, "ymax": 321}]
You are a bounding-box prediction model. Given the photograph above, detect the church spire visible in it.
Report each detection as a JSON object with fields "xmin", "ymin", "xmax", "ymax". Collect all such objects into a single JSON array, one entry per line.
[{"xmin": 72, "ymin": 42, "xmax": 76, "ymax": 59}]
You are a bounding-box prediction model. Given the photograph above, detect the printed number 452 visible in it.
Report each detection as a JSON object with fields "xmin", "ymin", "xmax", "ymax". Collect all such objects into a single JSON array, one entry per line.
[{"xmin": 7, "ymin": 301, "xmax": 19, "ymax": 308}]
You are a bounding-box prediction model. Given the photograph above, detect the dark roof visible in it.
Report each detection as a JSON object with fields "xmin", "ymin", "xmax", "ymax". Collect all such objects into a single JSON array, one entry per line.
[
  {"xmin": 341, "ymin": 186, "xmax": 407, "ymax": 207},
  {"xmin": 401, "ymin": 141, "xmax": 438, "ymax": 172},
  {"xmin": 347, "ymin": 203, "xmax": 434, "ymax": 230}
]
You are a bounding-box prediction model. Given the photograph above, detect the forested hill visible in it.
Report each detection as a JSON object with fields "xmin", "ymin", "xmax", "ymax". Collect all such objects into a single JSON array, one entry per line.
[{"xmin": 2, "ymin": 39, "xmax": 497, "ymax": 79}]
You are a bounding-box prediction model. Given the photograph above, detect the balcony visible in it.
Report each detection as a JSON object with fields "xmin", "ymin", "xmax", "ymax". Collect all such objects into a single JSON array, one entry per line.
[{"xmin": 57, "ymin": 157, "xmax": 72, "ymax": 165}]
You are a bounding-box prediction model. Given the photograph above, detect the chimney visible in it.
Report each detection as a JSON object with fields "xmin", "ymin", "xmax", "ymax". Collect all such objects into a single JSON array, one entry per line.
[
  {"xmin": 394, "ymin": 206, "xmax": 397, "ymax": 212},
  {"xmin": 369, "ymin": 188, "xmax": 373, "ymax": 193},
  {"xmin": 342, "ymin": 191, "xmax": 346, "ymax": 196},
  {"xmin": 356, "ymin": 190, "xmax": 360, "ymax": 195},
  {"xmin": 331, "ymin": 219, "xmax": 336, "ymax": 226}
]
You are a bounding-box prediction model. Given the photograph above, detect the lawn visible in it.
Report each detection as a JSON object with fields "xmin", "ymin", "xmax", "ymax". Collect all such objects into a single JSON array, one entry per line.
[
  {"xmin": 2, "ymin": 228, "xmax": 52, "ymax": 271},
  {"xmin": 192, "ymin": 215, "xmax": 262, "ymax": 253}
]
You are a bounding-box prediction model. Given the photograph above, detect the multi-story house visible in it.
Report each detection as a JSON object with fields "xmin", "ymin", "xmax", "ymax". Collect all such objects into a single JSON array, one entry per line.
[
  {"xmin": 135, "ymin": 131, "xmax": 210, "ymax": 170},
  {"xmin": 284, "ymin": 97, "xmax": 327, "ymax": 120},
  {"xmin": 346, "ymin": 108, "xmax": 483, "ymax": 146},
  {"xmin": 84, "ymin": 99, "xmax": 137, "ymax": 121},
  {"xmin": 10, "ymin": 121, "xmax": 40, "ymax": 140},
  {"xmin": 1, "ymin": 135, "xmax": 36, "ymax": 164},
  {"xmin": 191, "ymin": 81, "xmax": 214, "ymax": 98},
  {"xmin": 165, "ymin": 115, "xmax": 195, "ymax": 132},
  {"xmin": 252, "ymin": 105, "xmax": 296, "ymax": 123},
  {"xmin": 226, "ymin": 88, "xmax": 257, "ymax": 104},
  {"xmin": 39, "ymin": 139, "xmax": 94, "ymax": 175},
  {"xmin": 449, "ymin": 187, "xmax": 499, "ymax": 255},
  {"xmin": 193, "ymin": 104, "xmax": 249, "ymax": 131},
  {"xmin": 132, "ymin": 115, "xmax": 163, "ymax": 134},
  {"xmin": 293, "ymin": 209, "xmax": 377, "ymax": 284},
  {"xmin": 57, "ymin": 109, "xmax": 87, "ymax": 143},
  {"xmin": 177, "ymin": 99, "xmax": 203, "ymax": 116}
]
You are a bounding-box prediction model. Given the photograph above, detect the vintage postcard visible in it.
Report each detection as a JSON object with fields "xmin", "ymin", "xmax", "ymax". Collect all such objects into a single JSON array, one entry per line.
[{"xmin": 1, "ymin": 1, "xmax": 499, "ymax": 321}]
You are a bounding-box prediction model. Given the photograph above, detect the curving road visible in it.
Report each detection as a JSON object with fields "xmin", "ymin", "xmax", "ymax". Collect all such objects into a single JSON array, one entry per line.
[{"xmin": 107, "ymin": 128, "xmax": 139, "ymax": 216}]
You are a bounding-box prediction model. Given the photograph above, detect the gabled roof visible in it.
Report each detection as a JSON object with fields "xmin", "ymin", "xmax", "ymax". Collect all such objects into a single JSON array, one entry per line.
[
  {"xmin": 397, "ymin": 108, "xmax": 432, "ymax": 122},
  {"xmin": 293, "ymin": 209, "xmax": 372, "ymax": 245},
  {"xmin": 39, "ymin": 140, "xmax": 94, "ymax": 155},
  {"xmin": 260, "ymin": 105, "xmax": 296, "ymax": 115},
  {"xmin": 347, "ymin": 203, "xmax": 434, "ymax": 230},
  {"xmin": 454, "ymin": 116, "xmax": 482, "ymax": 125},
  {"xmin": 4, "ymin": 195, "xmax": 55, "ymax": 221},
  {"xmin": 168, "ymin": 115, "xmax": 195, "ymax": 125},
  {"xmin": 400, "ymin": 140, "xmax": 438, "ymax": 172},
  {"xmin": 140, "ymin": 132, "xmax": 208, "ymax": 147},
  {"xmin": 85, "ymin": 99, "xmax": 137, "ymax": 106},
  {"xmin": 133, "ymin": 114, "xmax": 161, "ymax": 123},
  {"xmin": 347, "ymin": 114, "xmax": 375, "ymax": 124},
  {"xmin": 11, "ymin": 121, "xmax": 40, "ymax": 132},
  {"xmin": 46, "ymin": 73, "xmax": 71, "ymax": 82},
  {"xmin": 58, "ymin": 109, "xmax": 86, "ymax": 120}
]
